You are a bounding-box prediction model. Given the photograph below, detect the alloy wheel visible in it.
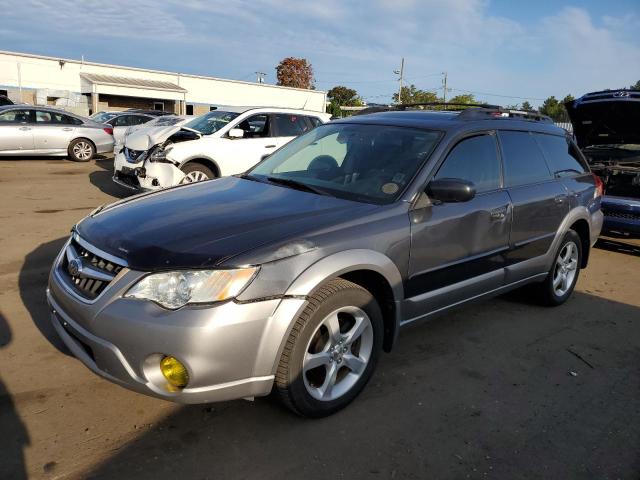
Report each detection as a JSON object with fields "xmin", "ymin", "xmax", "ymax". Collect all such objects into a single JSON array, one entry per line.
[
  {"xmin": 302, "ymin": 306, "xmax": 373, "ymax": 402},
  {"xmin": 73, "ymin": 141, "xmax": 92, "ymax": 160},
  {"xmin": 552, "ymin": 241, "xmax": 579, "ymax": 297},
  {"xmin": 181, "ymin": 171, "xmax": 209, "ymax": 184}
]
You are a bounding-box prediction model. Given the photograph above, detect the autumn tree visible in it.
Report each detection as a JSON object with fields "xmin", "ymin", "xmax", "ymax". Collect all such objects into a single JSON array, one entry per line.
[{"xmin": 276, "ymin": 57, "xmax": 314, "ymax": 89}]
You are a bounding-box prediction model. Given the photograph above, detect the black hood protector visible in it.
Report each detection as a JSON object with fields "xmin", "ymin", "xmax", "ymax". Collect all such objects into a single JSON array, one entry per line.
[
  {"xmin": 565, "ymin": 90, "xmax": 640, "ymax": 148},
  {"xmin": 76, "ymin": 177, "xmax": 372, "ymax": 271}
]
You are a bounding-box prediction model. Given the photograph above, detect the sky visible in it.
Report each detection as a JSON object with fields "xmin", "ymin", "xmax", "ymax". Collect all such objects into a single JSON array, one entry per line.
[{"xmin": 1, "ymin": 0, "xmax": 639, "ymax": 107}]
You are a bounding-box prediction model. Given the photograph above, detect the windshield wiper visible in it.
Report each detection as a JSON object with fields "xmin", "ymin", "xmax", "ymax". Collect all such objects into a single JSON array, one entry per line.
[{"xmin": 266, "ymin": 176, "xmax": 333, "ymax": 196}]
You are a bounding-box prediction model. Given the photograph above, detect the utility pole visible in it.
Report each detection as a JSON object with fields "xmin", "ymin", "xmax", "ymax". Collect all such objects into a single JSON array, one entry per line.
[
  {"xmin": 394, "ymin": 58, "xmax": 405, "ymax": 104},
  {"xmin": 442, "ymin": 71, "xmax": 448, "ymax": 108},
  {"xmin": 255, "ymin": 72, "xmax": 267, "ymax": 84}
]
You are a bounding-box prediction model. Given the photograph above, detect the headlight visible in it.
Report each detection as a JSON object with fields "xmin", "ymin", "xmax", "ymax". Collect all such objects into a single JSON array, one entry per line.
[
  {"xmin": 148, "ymin": 145, "xmax": 170, "ymax": 162},
  {"xmin": 124, "ymin": 268, "xmax": 258, "ymax": 309}
]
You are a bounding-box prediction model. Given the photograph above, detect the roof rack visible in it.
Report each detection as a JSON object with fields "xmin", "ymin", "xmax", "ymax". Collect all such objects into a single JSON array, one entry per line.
[{"xmin": 354, "ymin": 102, "xmax": 553, "ymax": 123}]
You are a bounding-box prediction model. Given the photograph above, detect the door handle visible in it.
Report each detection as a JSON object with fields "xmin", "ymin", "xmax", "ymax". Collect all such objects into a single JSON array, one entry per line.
[
  {"xmin": 490, "ymin": 207, "xmax": 508, "ymax": 220},
  {"xmin": 265, "ymin": 145, "xmax": 276, "ymax": 148},
  {"xmin": 19, "ymin": 126, "xmax": 31, "ymax": 131},
  {"xmin": 62, "ymin": 127, "xmax": 73, "ymax": 131}
]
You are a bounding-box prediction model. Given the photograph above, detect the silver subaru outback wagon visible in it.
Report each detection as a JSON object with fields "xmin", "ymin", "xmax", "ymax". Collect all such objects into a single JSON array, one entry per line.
[{"xmin": 47, "ymin": 105, "xmax": 603, "ymax": 417}]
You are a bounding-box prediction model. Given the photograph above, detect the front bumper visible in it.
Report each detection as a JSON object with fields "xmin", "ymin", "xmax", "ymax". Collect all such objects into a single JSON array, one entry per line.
[
  {"xmin": 47, "ymin": 238, "xmax": 305, "ymax": 403},
  {"xmin": 601, "ymin": 195, "xmax": 640, "ymax": 236},
  {"xmin": 113, "ymin": 151, "xmax": 184, "ymax": 191}
]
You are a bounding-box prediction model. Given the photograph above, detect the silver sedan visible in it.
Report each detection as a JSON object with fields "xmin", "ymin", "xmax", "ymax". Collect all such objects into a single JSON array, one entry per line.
[{"xmin": 0, "ymin": 105, "xmax": 114, "ymax": 161}]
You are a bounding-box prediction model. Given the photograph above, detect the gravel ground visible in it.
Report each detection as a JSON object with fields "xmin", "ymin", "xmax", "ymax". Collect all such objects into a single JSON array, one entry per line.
[{"xmin": 0, "ymin": 158, "xmax": 639, "ymax": 479}]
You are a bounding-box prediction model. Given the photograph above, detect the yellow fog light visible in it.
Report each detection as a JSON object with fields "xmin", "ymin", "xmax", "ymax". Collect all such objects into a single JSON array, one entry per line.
[{"xmin": 160, "ymin": 356, "xmax": 189, "ymax": 389}]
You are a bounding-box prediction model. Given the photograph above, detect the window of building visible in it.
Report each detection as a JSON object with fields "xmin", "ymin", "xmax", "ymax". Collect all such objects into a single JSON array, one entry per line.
[
  {"xmin": 498, "ymin": 131, "xmax": 553, "ymax": 187},
  {"xmin": 534, "ymin": 133, "xmax": 588, "ymax": 177},
  {"xmin": 435, "ymin": 134, "xmax": 501, "ymax": 193},
  {"xmin": 186, "ymin": 104, "xmax": 194, "ymax": 115}
]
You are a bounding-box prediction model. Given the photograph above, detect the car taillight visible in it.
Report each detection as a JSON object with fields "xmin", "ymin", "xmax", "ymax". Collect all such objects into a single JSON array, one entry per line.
[
  {"xmin": 103, "ymin": 127, "xmax": 113, "ymax": 136},
  {"xmin": 593, "ymin": 173, "xmax": 604, "ymax": 199}
]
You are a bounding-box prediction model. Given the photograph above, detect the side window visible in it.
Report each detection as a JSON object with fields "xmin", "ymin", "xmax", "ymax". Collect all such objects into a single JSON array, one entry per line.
[
  {"xmin": 133, "ymin": 115, "xmax": 151, "ymax": 125},
  {"xmin": 274, "ymin": 114, "xmax": 310, "ymax": 137},
  {"xmin": 236, "ymin": 114, "xmax": 269, "ymax": 138},
  {"xmin": 534, "ymin": 134, "xmax": 588, "ymax": 177},
  {"xmin": 499, "ymin": 131, "xmax": 552, "ymax": 187},
  {"xmin": 35, "ymin": 111, "xmax": 81, "ymax": 125},
  {"xmin": 35, "ymin": 110, "xmax": 53, "ymax": 123},
  {"xmin": 435, "ymin": 134, "xmax": 501, "ymax": 193},
  {"xmin": 0, "ymin": 109, "xmax": 32, "ymax": 124},
  {"xmin": 308, "ymin": 116, "xmax": 322, "ymax": 128}
]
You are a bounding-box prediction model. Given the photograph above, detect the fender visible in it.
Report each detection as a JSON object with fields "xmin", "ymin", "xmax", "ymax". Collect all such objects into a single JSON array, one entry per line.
[
  {"xmin": 251, "ymin": 249, "xmax": 405, "ymax": 378},
  {"xmin": 544, "ymin": 205, "xmax": 599, "ymax": 271}
]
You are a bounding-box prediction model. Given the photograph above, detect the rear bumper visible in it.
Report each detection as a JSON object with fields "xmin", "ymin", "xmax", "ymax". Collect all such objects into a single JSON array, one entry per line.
[{"xmin": 601, "ymin": 195, "xmax": 640, "ymax": 236}]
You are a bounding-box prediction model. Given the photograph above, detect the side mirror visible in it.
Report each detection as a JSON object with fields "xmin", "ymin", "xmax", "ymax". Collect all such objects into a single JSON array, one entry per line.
[
  {"xmin": 228, "ymin": 128, "xmax": 244, "ymax": 139},
  {"xmin": 427, "ymin": 178, "xmax": 476, "ymax": 203}
]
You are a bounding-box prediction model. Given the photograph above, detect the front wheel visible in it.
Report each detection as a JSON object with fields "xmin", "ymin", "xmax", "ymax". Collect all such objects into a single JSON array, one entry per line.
[
  {"xmin": 276, "ymin": 279, "xmax": 383, "ymax": 417},
  {"xmin": 68, "ymin": 138, "xmax": 95, "ymax": 162},
  {"xmin": 537, "ymin": 230, "xmax": 582, "ymax": 306},
  {"xmin": 179, "ymin": 162, "xmax": 215, "ymax": 184}
]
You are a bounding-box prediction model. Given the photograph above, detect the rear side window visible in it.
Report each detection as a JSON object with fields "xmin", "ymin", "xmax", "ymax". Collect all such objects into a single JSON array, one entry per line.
[
  {"xmin": 534, "ymin": 134, "xmax": 587, "ymax": 177},
  {"xmin": 435, "ymin": 134, "xmax": 501, "ymax": 193},
  {"xmin": 499, "ymin": 131, "xmax": 552, "ymax": 187},
  {"xmin": 35, "ymin": 110, "xmax": 82, "ymax": 125},
  {"xmin": 308, "ymin": 116, "xmax": 322, "ymax": 128},
  {"xmin": 274, "ymin": 114, "xmax": 311, "ymax": 137}
]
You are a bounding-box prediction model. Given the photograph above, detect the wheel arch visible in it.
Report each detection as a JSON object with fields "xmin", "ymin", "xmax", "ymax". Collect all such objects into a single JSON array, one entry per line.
[
  {"xmin": 181, "ymin": 157, "xmax": 220, "ymax": 178},
  {"xmin": 569, "ymin": 218, "xmax": 590, "ymax": 268}
]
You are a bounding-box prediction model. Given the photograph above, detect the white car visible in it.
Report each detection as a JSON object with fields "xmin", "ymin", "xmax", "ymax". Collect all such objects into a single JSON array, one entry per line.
[
  {"xmin": 112, "ymin": 107, "xmax": 330, "ymax": 190},
  {"xmin": 112, "ymin": 115, "xmax": 192, "ymax": 154}
]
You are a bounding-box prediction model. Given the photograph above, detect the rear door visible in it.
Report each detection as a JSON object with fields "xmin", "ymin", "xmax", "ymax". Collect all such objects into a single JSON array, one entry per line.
[
  {"xmin": 498, "ymin": 130, "xmax": 570, "ymax": 283},
  {"xmin": 272, "ymin": 113, "xmax": 314, "ymax": 148},
  {"xmin": 0, "ymin": 108, "xmax": 35, "ymax": 152},
  {"xmin": 406, "ymin": 132, "xmax": 512, "ymax": 318},
  {"xmin": 33, "ymin": 110, "xmax": 79, "ymax": 152}
]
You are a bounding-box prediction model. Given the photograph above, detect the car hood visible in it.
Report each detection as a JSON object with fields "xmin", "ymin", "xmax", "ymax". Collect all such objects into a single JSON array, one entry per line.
[
  {"xmin": 124, "ymin": 125, "xmax": 184, "ymax": 151},
  {"xmin": 565, "ymin": 90, "xmax": 640, "ymax": 148},
  {"xmin": 76, "ymin": 177, "xmax": 374, "ymax": 271}
]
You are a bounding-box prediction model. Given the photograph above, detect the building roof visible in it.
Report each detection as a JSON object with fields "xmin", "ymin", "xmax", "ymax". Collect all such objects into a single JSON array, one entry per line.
[{"xmin": 80, "ymin": 73, "xmax": 187, "ymax": 93}]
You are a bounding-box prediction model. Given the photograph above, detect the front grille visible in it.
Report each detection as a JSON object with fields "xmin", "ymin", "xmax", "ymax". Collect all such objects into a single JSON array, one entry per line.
[
  {"xmin": 125, "ymin": 147, "xmax": 145, "ymax": 163},
  {"xmin": 115, "ymin": 169, "xmax": 141, "ymax": 188},
  {"xmin": 59, "ymin": 237, "xmax": 124, "ymax": 300},
  {"xmin": 603, "ymin": 210, "xmax": 640, "ymax": 221}
]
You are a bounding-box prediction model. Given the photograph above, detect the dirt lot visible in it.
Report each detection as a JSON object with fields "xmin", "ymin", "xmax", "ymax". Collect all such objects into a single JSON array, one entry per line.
[{"xmin": 1, "ymin": 158, "xmax": 639, "ymax": 479}]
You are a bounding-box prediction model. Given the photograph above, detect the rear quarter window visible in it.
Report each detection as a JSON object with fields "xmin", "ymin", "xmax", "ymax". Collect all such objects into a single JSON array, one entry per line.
[
  {"xmin": 534, "ymin": 134, "xmax": 588, "ymax": 177},
  {"xmin": 498, "ymin": 131, "xmax": 553, "ymax": 187}
]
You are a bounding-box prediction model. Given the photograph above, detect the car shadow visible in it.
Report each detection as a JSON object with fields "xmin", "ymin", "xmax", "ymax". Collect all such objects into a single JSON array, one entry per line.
[
  {"xmin": 79, "ymin": 291, "xmax": 640, "ymax": 480},
  {"xmin": 0, "ymin": 312, "xmax": 30, "ymax": 480},
  {"xmin": 88, "ymin": 160, "xmax": 131, "ymax": 199},
  {"xmin": 18, "ymin": 237, "xmax": 71, "ymax": 356},
  {"xmin": 595, "ymin": 237, "xmax": 640, "ymax": 257}
]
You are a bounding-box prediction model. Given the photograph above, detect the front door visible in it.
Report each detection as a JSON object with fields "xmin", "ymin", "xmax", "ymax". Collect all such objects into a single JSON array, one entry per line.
[
  {"xmin": 216, "ymin": 114, "xmax": 277, "ymax": 174},
  {"xmin": 0, "ymin": 108, "xmax": 35, "ymax": 152},
  {"xmin": 405, "ymin": 133, "xmax": 511, "ymax": 321}
]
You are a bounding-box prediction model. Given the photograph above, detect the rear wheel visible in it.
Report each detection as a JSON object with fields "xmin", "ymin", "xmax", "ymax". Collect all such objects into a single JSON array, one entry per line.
[
  {"xmin": 68, "ymin": 138, "xmax": 95, "ymax": 162},
  {"xmin": 276, "ymin": 279, "xmax": 383, "ymax": 417},
  {"xmin": 179, "ymin": 162, "xmax": 215, "ymax": 184},
  {"xmin": 537, "ymin": 230, "xmax": 582, "ymax": 306}
]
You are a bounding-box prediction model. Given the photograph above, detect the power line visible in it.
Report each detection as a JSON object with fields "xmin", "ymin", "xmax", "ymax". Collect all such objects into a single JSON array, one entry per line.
[{"xmin": 448, "ymin": 87, "xmax": 545, "ymax": 101}]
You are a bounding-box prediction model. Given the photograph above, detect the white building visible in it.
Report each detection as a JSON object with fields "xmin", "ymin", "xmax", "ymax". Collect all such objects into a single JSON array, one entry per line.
[{"xmin": 0, "ymin": 50, "xmax": 327, "ymax": 116}]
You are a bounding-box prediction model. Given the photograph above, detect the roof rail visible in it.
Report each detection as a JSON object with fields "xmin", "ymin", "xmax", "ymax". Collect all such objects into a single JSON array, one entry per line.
[
  {"xmin": 457, "ymin": 107, "xmax": 553, "ymax": 123},
  {"xmin": 396, "ymin": 102, "xmax": 502, "ymax": 110}
]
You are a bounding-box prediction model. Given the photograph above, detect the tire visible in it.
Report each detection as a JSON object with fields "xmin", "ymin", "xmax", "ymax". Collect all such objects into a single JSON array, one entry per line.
[
  {"xmin": 68, "ymin": 138, "xmax": 95, "ymax": 162},
  {"xmin": 536, "ymin": 230, "xmax": 582, "ymax": 306},
  {"xmin": 276, "ymin": 278, "xmax": 383, "ymax": 417},
  {"xmin": 179, "ymin": 162, "xmax": 215, "ymax": 184}
]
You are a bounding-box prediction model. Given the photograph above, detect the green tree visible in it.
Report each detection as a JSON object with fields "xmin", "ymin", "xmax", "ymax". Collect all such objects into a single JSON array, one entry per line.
[
  {"xmin": 630, "ymin": 80, "xmax": 640, "ymax": 90},
  {"xmin": 448, "ymin": 94, "xmax": 476, "ymax": 105},
  {"xmin": 276, "ymin": 57, "xmax": 314, "ymax": 89},
  {"xmin": 327, "ymin": 86, "xmax": 362, "ymax": 107},
  {"xmin": 521, "ymin": 101, "xmax": 533, "ymax": 111},
  {"xmin": 393, "ymin": 84, "xmax": 440, "ymax": 104},
  {"xmin": 539, "ymin": 94, "xmax": 574, "ymax": 121}
]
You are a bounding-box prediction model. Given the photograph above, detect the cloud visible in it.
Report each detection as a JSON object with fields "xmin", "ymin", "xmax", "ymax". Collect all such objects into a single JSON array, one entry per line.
[{"xmin": 0, "ymin": 0, "xmax": 638, "ymax": 105}]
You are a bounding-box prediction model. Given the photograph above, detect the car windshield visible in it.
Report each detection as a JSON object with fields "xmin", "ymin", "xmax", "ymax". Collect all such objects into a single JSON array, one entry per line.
[
  {"xmin": 183, "ymin": 111, "xmax": 240, "ymax": 135},
  {"xmin": 248, "ymin": 123, "xmax": 441, "ymax": 204},
  {"xmin": 90, "ymin": 112, "xmax": 119, "ymax": 123}
]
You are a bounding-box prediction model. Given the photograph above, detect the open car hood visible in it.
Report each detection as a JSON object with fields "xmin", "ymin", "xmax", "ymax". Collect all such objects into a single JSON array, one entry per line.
[{"xmin": 565, "ymin": 90, "xmax": 640, "ymax": 148}]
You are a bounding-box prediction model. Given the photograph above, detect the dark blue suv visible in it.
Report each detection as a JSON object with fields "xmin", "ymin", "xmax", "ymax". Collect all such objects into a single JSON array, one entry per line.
[{"xmin": 566, "ymin": 90, "xmax": 640, "ymax": 237}]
